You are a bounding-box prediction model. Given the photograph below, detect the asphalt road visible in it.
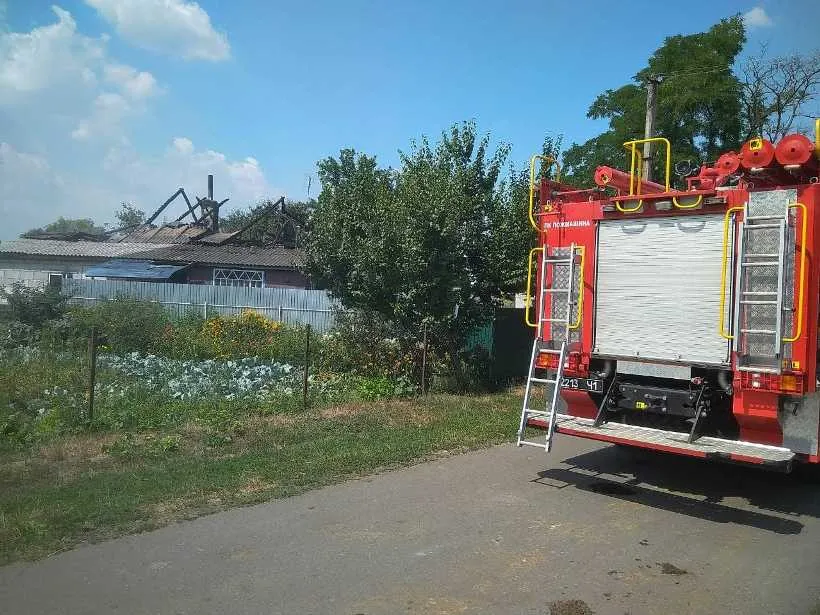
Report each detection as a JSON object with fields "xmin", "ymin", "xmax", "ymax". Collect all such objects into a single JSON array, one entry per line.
[{"xmin": 2, "ymin": 435, "xmax": 819, "ymax": 615}]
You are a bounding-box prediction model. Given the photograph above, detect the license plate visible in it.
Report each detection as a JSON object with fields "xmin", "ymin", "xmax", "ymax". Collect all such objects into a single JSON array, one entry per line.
[{"xmin": 560, "ymin": 377, "xmax": 604, "ymax": 393}]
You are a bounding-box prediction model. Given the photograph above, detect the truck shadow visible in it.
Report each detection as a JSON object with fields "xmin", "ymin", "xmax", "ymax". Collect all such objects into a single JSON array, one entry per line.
[{"xmin": 532, "ymin": 445, "xmax": 820, "ymax": 535}]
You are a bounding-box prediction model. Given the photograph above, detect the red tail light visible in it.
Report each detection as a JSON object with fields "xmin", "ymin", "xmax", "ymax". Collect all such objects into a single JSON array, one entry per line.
[
  {"xmin": 536, "ymin": 351, "xmax": 559, "ymax": 370},
  {"xmin": 740, "ymin": 371, "xmax": 804, "ymax": 394}
]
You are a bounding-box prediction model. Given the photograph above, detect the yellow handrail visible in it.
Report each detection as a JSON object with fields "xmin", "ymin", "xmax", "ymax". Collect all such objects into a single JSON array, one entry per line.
[
  {"xmin": 815, "ymin": 118, "xmax": 820, "ymax": 159},
  {"xmin": 614, "ymin": 137, "xmax": 671, "ymax": 213},
  {"xmin": 528, "ymin": 154, "xmax": 562, "ymax": 231},
  {"xmin": 673, "ymin": 194, "xmax": 704, "ymax": 209},
  {"xmin": 568, "ymin": 246, "xmax": 585, "ymax": 330},
  {"xmin": 719, "ymin": 206, "xmax": 745, "ymax": 340},
  {"xmin": 783, "ymin": 202, "xmax": 808, "ymax": 343},
  {"xmin": 525, "ymin": 247, "xmax": 543, "ymax": 328}
]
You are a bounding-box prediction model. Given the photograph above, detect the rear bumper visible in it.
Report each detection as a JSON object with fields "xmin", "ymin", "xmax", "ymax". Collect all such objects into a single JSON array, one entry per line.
[{"xmin": 527, "ymin": 414, "xmax": 796, "ymax": 472}]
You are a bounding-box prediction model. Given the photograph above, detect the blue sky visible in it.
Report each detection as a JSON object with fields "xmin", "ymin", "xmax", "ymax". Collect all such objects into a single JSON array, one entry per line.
[{"xmin": 1, "ymin": 0, "xmax": 818, "ymax": 238}]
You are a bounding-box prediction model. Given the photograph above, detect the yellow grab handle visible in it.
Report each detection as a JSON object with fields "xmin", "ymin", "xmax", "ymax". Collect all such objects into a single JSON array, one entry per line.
[
  {"xmin": 528, "ymin": 154, "xmax": 561, "ymax": 231},
  {"xmin": 719, "ymin": 206, "xmax": 745, "ymax": 340},
  {"xmin": 673, "ymin": 194, "xmax": 704, "ymax": 209},
  {"xmin": 783, "ymin": 202, "xmax": 807, "ymax": 343},
  {"xmin": 568, "ymin": 246, "xmax": 585, "ymax": 330},
  {"xmin": 525, "ymin": 247, "xmax": 543, "ymax": 328}
]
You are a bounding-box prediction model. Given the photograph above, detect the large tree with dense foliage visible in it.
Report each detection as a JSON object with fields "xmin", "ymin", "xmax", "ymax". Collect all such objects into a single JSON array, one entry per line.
[
  {"xmin": 562, "ymin": 17, "xmax": 747, "ymax": 185},
  {"xmin": 307, "ymin": 122, "xmax": 526, "ymax": 386}
]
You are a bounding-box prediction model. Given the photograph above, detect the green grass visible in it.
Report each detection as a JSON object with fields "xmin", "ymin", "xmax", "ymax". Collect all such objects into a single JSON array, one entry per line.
[{"xmin": 0, "ymin": 392, "xmax": 520, "ymax": 564}]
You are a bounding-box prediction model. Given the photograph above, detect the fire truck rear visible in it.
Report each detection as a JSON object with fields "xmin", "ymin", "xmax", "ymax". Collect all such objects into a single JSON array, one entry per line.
[{"xmin": 518, "ymin": 122, "xmax": 820, "ymax": 471}]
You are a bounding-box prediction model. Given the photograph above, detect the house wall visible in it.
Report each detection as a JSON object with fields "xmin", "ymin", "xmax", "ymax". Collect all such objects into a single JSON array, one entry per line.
[
  {"xmin": 0, "ymin": 256, "xmax": 308, "ymax": 291},
  {"xmin": 184, "ymin": 265, "xmax": 308, "ymax": 288},
  {"xmin": 0, "ymin": 256, "xmax": 101, "ymax": 293}
]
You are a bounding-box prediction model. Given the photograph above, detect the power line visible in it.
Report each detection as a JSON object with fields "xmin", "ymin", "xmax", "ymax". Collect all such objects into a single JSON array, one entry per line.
[{"xmin": 647, "ymin": 65, "xmax": 733, "ymax": 80}]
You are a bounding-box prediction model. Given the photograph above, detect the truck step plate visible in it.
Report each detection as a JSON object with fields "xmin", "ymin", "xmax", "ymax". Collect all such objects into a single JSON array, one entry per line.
[{"xmin": 528, "ymin": 414, "xmax": 795, "ymax": 469}]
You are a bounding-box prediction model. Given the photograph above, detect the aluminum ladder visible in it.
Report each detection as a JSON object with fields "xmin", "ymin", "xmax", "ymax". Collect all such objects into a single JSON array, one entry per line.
[
  {"xmin": 732, "ymin": 203, "xmax": 790, "ymax": 373},
  {"xmin": 517, "ymin": 244, "xmax": 578, "ymax": 452}
]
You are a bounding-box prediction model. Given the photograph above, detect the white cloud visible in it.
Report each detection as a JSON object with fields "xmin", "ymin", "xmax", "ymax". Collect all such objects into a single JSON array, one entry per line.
[
  {"xmin": 0, "ymin": 10, "xmax": 271, "ymax": 240},
  {"xmin": 0, "ymin": 137, "xmax": 275, "ymax": 238},
  {"xmin": 172, "ymin": 136, "xmax": 194, "ymax": 154},
  {"xmin": 104, "ymin": 63, "xmax": 159, "ymax": 99},
  {"xmin": 743, "ymin": 7, "xmax": 773, "ymax": 29},
  {"xmin": 0, "ymin": 6, "xmax": 157, "ymax": 143},
  {"xmin": 0, "ymin": 7, "xmax": 104, "ymax": 103},
  {"xmin": 106, "ymin": 138, "xmax": 271, "ymax": 209},
  {"xmin": 71, "ymin": 92, "xmax": 132, "ymax": 141},
  {"xmin": 0, "ymin": 142, "xmax": 68, "ymax": 235},
  {"xmin": 85, "ymin": 0, "xmax": 230, "ymax": 61}
]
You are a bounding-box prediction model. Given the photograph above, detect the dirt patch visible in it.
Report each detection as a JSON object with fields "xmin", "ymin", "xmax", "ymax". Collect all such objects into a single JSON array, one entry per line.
[
  {"xmin": 383, "ymin": 401, "xmax": 434, "ymax": 427},
  {"xmin": 319, "ymin": 403, "xmax": 369, "ymax": 420},
  {"xmin": 143, "ymin": 497, "xmax": 190, "ymax": 525},
  {"xmin": 237, "ymin": 475, "xmax": 276, "ymax": 496},
  {"xmin": 247, "ymin": 413, "xmax": 299, "ymax": 429},
  {"xmin": 38, "ymin": 433, "xmax": 118, "ymax": 465},
  {"xmin": 659, "ymin": 562, "xmax": 688, "ymax": 575},
  {"xmin": 549, "ymin": 599, "xmax": 594, "ymax": 615}
]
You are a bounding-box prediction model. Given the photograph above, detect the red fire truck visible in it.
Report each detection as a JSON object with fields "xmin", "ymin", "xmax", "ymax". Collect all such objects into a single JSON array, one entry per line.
[{"xmin": 518, "ymin": 121, "xmax": 820, "ymax": 472}]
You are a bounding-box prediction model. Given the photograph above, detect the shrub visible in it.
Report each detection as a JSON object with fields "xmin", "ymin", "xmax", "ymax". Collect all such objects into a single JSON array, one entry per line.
[
  {"xmin": 319, "ymin": 309, "xmax": 417, "ymax": 379},
  {"xmin": 1, "ymin": 283, "xmax": 66, "ymax": 328},
  {"xmin": 69, "ymin": 297, "xmax": 169, "ymax": 353}
]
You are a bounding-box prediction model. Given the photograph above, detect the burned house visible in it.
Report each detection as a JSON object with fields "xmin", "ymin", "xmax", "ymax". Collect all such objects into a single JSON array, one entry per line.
[{"xmin": 0, "ymin": 176, "xmax": 308, "ymax": 290}]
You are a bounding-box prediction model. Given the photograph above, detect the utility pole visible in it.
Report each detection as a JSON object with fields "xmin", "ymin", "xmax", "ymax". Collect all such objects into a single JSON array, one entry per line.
[{"xmin": 643, "ymin": 76, "xmax": 660, "ymax": 182}]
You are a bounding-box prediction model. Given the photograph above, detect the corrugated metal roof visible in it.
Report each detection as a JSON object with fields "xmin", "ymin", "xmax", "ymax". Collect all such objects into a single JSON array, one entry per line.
[
  {"xmin": 197, "ymin": 231, "xmax": 241, "ymax": 245},
  {"xmin": 0, "ymin": 239, "xmax": 176, "ymax": 258},
  {"xmin": 137, "ymin": 244, "xmax": 303, "ymax": 268},
  {"xmin": 119, "ymin": 224, "xmax": 209, "ymax": 244},
  {"xmin": 85, "ymin": 260, "xmax": 189, "ymax": 280},
  {"xmin": 0, "ymin": 239, "xmax": 304, "ymax": 269}
]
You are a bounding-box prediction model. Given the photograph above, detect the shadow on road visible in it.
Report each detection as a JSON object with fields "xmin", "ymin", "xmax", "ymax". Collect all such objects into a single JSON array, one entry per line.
[{"xmin": 532, "ymin": 444, "xmax": 820, "ymax": 535}]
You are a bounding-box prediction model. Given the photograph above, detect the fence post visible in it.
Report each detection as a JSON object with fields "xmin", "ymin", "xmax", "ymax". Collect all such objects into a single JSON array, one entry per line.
[
  {"xmin": 278, "ymin": 305, "xmax": 283, "ymax": 323},
  {"xmin": 87, "ymin": 326, "xmax": 98, "ymax": 423},
  {"xmin": 421, "ymin": 322, "xmax": 428, "ymax": 396},
  {"xmin": 203, "ymin": 300, "xmax": 208, "ymax": 320},
  {"xmin": 302, "ymin": 324, "xmax": 311, "ymax": 410}
]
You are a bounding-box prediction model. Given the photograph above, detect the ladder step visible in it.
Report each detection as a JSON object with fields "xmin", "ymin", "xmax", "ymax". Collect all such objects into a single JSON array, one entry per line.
[
  {"xmin": 518, "ymin": 441, "xmax": 548, "ymax": 449},
  {"xmin": 740, "ymin": 328, "xmax": 777, "ymax": 334},
  {"xmin": 742, "ymin": 261, "xmax": 779, "ymax": 266},
  {"xmin": 744, "ymin": 223, "xmax": 782, "ymax": 229},
  {"xmin": 745, "ymin": 215, "xmax": 786, "ymax": 221},
  {"xmin": 543, "ymin": 258, "xmax": 573, "ymax": 264},
  {"xmin": 540, "ymin": 317, "xmax": 570, "ymax": 323},
  {"xmin": 742, "ymin": 291, "xmax": 778, "ymax": 296},
  {"xmin": 739, "ymin": 300, "xmax": 779, "ymax": 305},
  {"xmin": 541, "ymin": 288, "xmax": 570, "ymax": 294},
  {"xmin": 745, "ymin": 253, "xmax": 780, "ymax": 258},
  {"xmin": 537, "ymin": 348, "xmax": 563, "ymax": 354},
  {"xmin": 524, "ymin": 410, "xmax": 551, "ymax": 417},
  {"xmin": 530, "ymin": 377, "xmax": 556, "ymax": 384}
]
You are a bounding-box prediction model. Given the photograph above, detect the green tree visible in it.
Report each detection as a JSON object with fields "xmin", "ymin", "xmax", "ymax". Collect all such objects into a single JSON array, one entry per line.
[
  {"xmin": 114, "ymin": 202, "xmax": 146, "ymax": 229},
  {"xmin": 221, "ymin": 199, "xmax": 313, "ymax": 247},
  {"xmin": 562, "ymin": 16, "xmax": 746, "ymax": 185},
  {"xmin": 21, "ymin": 217, "xmax": 107, "ymax": 238},
  {"xmin": 307, "ymin": 121, "xmax": 516, "ymax": 388},
  {"xmin": 492, "ymin": 135, "xmax": 563, "ymax": 293}
]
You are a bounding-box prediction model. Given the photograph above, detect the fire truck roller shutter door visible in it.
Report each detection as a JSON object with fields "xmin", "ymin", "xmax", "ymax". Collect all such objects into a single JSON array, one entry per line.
[{"xmin": 594, "ymin": 214, "xmax": 731, "ymax": 366}]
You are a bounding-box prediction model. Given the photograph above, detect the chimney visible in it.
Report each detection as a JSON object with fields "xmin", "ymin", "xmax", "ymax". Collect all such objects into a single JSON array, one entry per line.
[{"xmin": 200, "ymin": 174, "xmax": 219, "ymax": 232}]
